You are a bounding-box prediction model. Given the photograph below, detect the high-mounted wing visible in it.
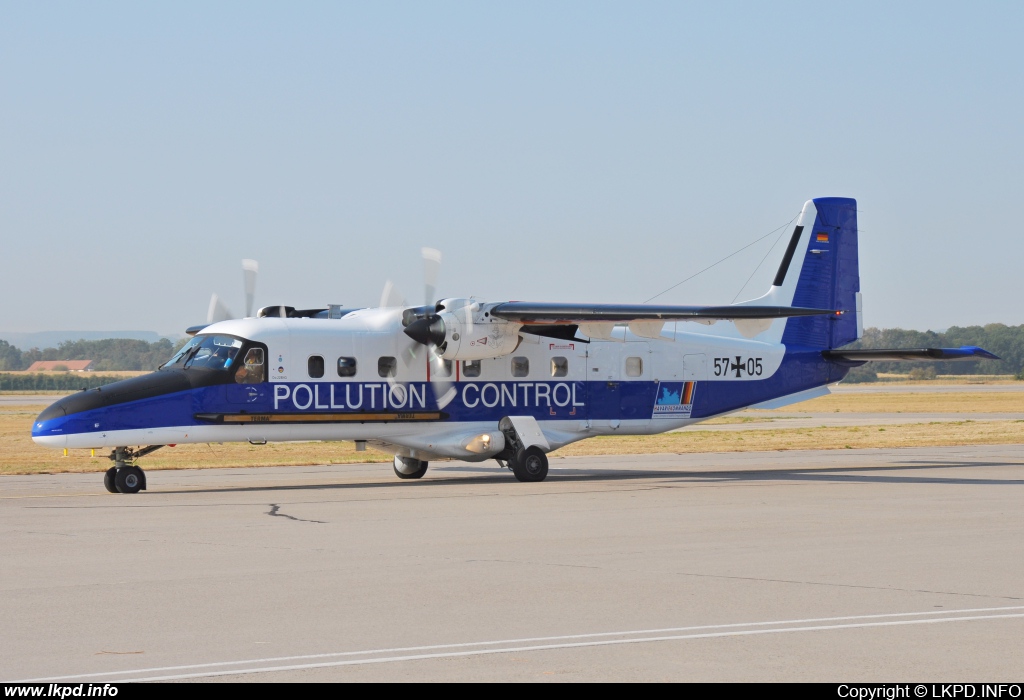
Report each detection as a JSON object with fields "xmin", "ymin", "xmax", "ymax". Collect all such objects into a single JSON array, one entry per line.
[
  {"xmin": 489, "ymin": 302, "xmax": 838, "ymax": 324},
  {"xmin": 489, "ymin": 302, "xmax": 840, "ymax": 340},
  {"xmin": 823, "ymin": 346, "xmax": 1000, "ymax": 363}
]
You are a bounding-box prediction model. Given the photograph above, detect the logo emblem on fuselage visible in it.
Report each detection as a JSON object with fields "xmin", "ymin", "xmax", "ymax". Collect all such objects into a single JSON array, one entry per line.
[{"xmin": 652, "ymin": 381, "xmax": 696, "ymax": 419}]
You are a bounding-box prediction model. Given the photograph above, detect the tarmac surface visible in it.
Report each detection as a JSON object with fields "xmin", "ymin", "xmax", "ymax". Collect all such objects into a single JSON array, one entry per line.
[{"xmin": 3, "ymin": 445, "xmax": 1023, "ymax": 682}]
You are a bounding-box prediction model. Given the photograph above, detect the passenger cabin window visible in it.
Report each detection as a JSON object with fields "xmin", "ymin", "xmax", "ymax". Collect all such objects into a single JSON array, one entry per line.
[
  {"xmin": 308, "ymin": 355, "xmax": 325, "ymax": 379},
  {"xmin": 625, "ymin": 356, "xmax": 643, "ymax": 377},
  {"xmin": 551, "ymin": 357, "xmax": 568, "ymax": 377},
  {"xmin": 433, "ymin": 358, "xmax": 453, "ymax": 377},
  {"xmin": 511, "ymin": 356, "xmax": 529, "ymax": 377},
  {"xmin": 235, "ymin": 348, "xmax": 265, "ymax": 384},
  {"xmin": 462, "ymin": 360, "xmax": 481, "ymax": 378},
  {"xmin": 378, "ymin": 356, "xmax": 397, "ymax": 378},
  {"xmin": 337, "ymin": 357, "xmax": 357, "ymax": 377}
]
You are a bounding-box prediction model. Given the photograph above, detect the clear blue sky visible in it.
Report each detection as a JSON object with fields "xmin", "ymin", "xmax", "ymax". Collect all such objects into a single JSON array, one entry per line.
[{"xmin": 1, "ymin": 1, "xmax": 1021, "ymax": 335}]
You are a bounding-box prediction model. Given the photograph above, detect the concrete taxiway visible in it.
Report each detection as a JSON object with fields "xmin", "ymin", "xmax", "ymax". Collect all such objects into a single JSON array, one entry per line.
[{"xmin": 3, "ymin": 445, "xmax": 1023, "ymax": 682}]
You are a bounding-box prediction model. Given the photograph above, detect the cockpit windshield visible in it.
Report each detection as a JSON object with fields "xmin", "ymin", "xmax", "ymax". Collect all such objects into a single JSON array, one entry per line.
[{"xmin": 161, "ymin": 335, "xmax": 244, "ymax": 371}]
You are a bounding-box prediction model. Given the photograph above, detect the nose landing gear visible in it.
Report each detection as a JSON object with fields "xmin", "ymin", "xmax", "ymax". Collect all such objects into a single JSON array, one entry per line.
[{"xmin": 104, "ymin": 446, "xmax": 162, "ymax": 494}]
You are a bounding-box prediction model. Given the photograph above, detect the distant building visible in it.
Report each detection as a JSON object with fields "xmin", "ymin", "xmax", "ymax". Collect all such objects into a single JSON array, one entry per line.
[{"xmin": 26, "ymin": 360, "xmax": 93, "ymax": 372}]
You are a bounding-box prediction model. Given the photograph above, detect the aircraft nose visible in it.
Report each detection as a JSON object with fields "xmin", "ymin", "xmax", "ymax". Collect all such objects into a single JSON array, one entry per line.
[{"xmin": 32, "ymin": 404, "xmax": 68, "ymax": 448}]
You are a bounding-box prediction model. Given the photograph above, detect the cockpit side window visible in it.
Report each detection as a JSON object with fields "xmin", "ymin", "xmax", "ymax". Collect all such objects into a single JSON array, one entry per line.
[{"xmin": 235, "ymin": 348, "xmax": 266, "ymax": 384}]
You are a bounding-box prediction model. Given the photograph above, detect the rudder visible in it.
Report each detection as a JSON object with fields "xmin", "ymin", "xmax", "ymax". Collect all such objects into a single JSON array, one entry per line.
[{"xmin": 773, "ymin": 197, "xmax": 860, "ymax": 349}]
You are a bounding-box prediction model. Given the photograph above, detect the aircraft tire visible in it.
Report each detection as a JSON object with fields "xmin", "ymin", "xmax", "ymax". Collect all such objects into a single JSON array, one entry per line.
[
  {"xmin": 115, "ymin": 466, "xmax": 144, "ymax": 494},
  {"xmin": 511, "ymin": 446, "xmax": 548, "ymax": 482},
  {"xmin": 103, "ymin": 467, "xmax": 118, "ymax": 494},
  {"xmin": 393, "ymin": 456, "xmax": 428, "ymax": 480}
]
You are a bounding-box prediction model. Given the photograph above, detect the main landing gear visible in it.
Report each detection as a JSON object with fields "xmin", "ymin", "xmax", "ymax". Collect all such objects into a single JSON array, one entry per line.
[
  {"xmin": 496, "ymin": 418, "xmax": 550, "ymax": 482},
  {"xmin": 393, "ymin": 455, "xmax": 429, "ymax": 480},
  {"xmin": 496, "ymin": 446, "xmax": 549, "ymax": 482},
  {"xmin": 104, "ymin": 446, "xmax": 162, "ymax": 494}
]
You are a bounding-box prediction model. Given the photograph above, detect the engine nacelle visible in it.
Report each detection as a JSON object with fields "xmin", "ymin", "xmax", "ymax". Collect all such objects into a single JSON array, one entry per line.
[{"xmin": 428, "ymin": 299, "xmax": 518, "ymax": 361}]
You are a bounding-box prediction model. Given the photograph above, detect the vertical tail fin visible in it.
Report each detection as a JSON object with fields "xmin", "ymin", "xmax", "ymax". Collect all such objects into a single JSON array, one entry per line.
[{"xmin": 747, "ymin": 197, "xmax": 860, "ymax": 349}]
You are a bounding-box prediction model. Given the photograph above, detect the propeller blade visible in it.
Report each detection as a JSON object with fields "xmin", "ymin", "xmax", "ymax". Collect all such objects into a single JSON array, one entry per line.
[
  {"xmin": 426, "ymin": 350, "xmax": 455, "ymax": 409},
  {"xmin": 422, "ymin": 247, "xmax": 441, "ymax": 307},
  {"xmin": 461, "ymin": 300, "xmax": 477, "ymax": 337},
  {"xmin": 398, "ymin": 335, "xmax": 425, "ymax": 368},
  {"xmin": 207, "ymin": 294, "xmax": 234, "ymax": 324},
  {"xmin": 242, "ymin": 259, "xmax": 258, "ymax": 317},
  {"xmin": 380, "ymin": 280, "xmax": 406, "ymax": 308}
]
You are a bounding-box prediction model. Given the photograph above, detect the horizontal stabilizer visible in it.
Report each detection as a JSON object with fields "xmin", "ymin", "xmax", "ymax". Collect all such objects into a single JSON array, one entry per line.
[
  {"xmin": 491, "ymin": 303, "xmax": 838, "ymax": 324},
  {"xmin": 823, "ymin": 346, "xmax": 1000, "ymax": 363}
]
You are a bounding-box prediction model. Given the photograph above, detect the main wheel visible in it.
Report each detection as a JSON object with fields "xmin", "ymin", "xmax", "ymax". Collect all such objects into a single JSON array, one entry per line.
[
  {"xmin": 393, "ymin": 456, "xmax": 428, "ymax": 480},
  {"xmin": 511, "ymin": 446, "xmax": 548, "ymax": 482},
  {"xmin": 103, "ymin": 467, "xmax": 118, "ymax": 494},
  {"xmin": 114, "ymin": 466, "xmax": 144, "ymax": 494}
]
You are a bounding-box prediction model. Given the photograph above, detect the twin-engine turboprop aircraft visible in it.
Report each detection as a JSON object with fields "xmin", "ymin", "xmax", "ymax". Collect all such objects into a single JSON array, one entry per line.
[{"xmin": 32, "ymin": 197, "xmax": 997, "ymax": 493}]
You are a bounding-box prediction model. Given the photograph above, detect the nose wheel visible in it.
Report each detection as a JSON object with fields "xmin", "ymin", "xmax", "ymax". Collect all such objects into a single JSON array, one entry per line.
[
  {"xmin": 103, "ymin": 467, "xmax": 118, "ymax": 493},
  {"xmin": 114, "ymin": 466, "xmax": 146, "ymax": 494},
  {"xmin": 104, "ymin": 446, "xmax": 159, "ymax": 493}
]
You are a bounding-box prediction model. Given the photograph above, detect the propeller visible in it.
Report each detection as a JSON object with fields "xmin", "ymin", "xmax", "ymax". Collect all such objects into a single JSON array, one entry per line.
[
  {"xmin": 421, "ymin": 247, "xmax": 441, "ymax": 307},
  {"xmin": 206, "ymin": 294, "xmax": 233, "ymax": 325},
  {"xmin": 381, "ymin": 248, "xmax": 458, "ymax": 409},
  {"xmin": 206, "ymin": 259, "xmax": 260, "ymax": 324},
  {"xmin": 242, "ymin": 259, "xmax": 259, "ymax": 318}
]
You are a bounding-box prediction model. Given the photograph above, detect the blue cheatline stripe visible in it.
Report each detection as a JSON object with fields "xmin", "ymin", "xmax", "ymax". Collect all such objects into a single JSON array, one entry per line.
[{"xmin": 33, "ymin": 351, "xmax": 848, "ymax": 439}]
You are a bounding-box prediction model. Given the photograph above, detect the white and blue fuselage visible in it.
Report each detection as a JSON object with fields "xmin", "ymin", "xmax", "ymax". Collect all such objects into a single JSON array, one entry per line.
[
  {"xmin": 32, "ymin": 311, "xmax": 840, "ymax": 460},
  {"xmin": 33, "ymin": 197, "xmax": 871, "ymax": 464}
]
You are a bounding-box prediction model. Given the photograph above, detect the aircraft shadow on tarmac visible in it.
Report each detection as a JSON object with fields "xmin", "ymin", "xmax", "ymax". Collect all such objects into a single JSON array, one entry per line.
[{"xmin": 148, "ymin": 459, "xmax": 1024, "ymax": 497}]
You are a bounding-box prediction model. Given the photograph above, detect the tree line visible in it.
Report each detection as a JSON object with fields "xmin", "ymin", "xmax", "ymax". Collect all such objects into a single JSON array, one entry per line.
[
  {"xmin": 0, "ymin": 326, "xmax": 1022, "ymax": 383},
  {"xmin": 0, "ymin": 337, "xmax": 187, "ymax": 372}
]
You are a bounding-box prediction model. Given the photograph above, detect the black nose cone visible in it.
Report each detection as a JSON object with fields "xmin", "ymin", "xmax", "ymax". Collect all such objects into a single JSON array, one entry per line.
[
  {"xmin": 35, "ymin": 370, "xmax": 192, "ymax": 420},
  {"xmin": 403, "ymin": 316, "xmax": 446, "ymax": 346}
]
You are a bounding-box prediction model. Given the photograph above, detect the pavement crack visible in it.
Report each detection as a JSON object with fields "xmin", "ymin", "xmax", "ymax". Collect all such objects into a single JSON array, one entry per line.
[{"xmin": 266, "ymin": 503, "xmax": 325, "ymax": 524}]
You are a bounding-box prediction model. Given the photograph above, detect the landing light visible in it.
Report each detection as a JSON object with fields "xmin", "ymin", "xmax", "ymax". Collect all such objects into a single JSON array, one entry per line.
[{"xmin": 463, "ymin": 432, "xmax": 503, "ymax": 455}]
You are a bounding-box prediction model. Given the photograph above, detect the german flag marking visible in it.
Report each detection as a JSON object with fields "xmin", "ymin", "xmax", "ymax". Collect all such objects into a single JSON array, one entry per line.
[{"xmin": 682, "ymin": 381, "xmax": 695, "ymax": 405}]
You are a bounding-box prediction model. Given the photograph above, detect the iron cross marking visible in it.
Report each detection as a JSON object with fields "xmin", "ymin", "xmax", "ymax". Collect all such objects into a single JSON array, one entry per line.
[{"xmin": 730, "ymin": 356, "xmax": 744, "ymax": 378}]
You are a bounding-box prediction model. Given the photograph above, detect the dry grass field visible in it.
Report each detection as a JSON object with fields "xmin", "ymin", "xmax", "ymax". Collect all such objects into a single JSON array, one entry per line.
[
  {"xmin": 2, "ymin": 386, "xmax": 1022, "ymax": 476},
  {"xmin": 730, "ymin": 390, "xmax": 1024, "ymax": 414}
]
